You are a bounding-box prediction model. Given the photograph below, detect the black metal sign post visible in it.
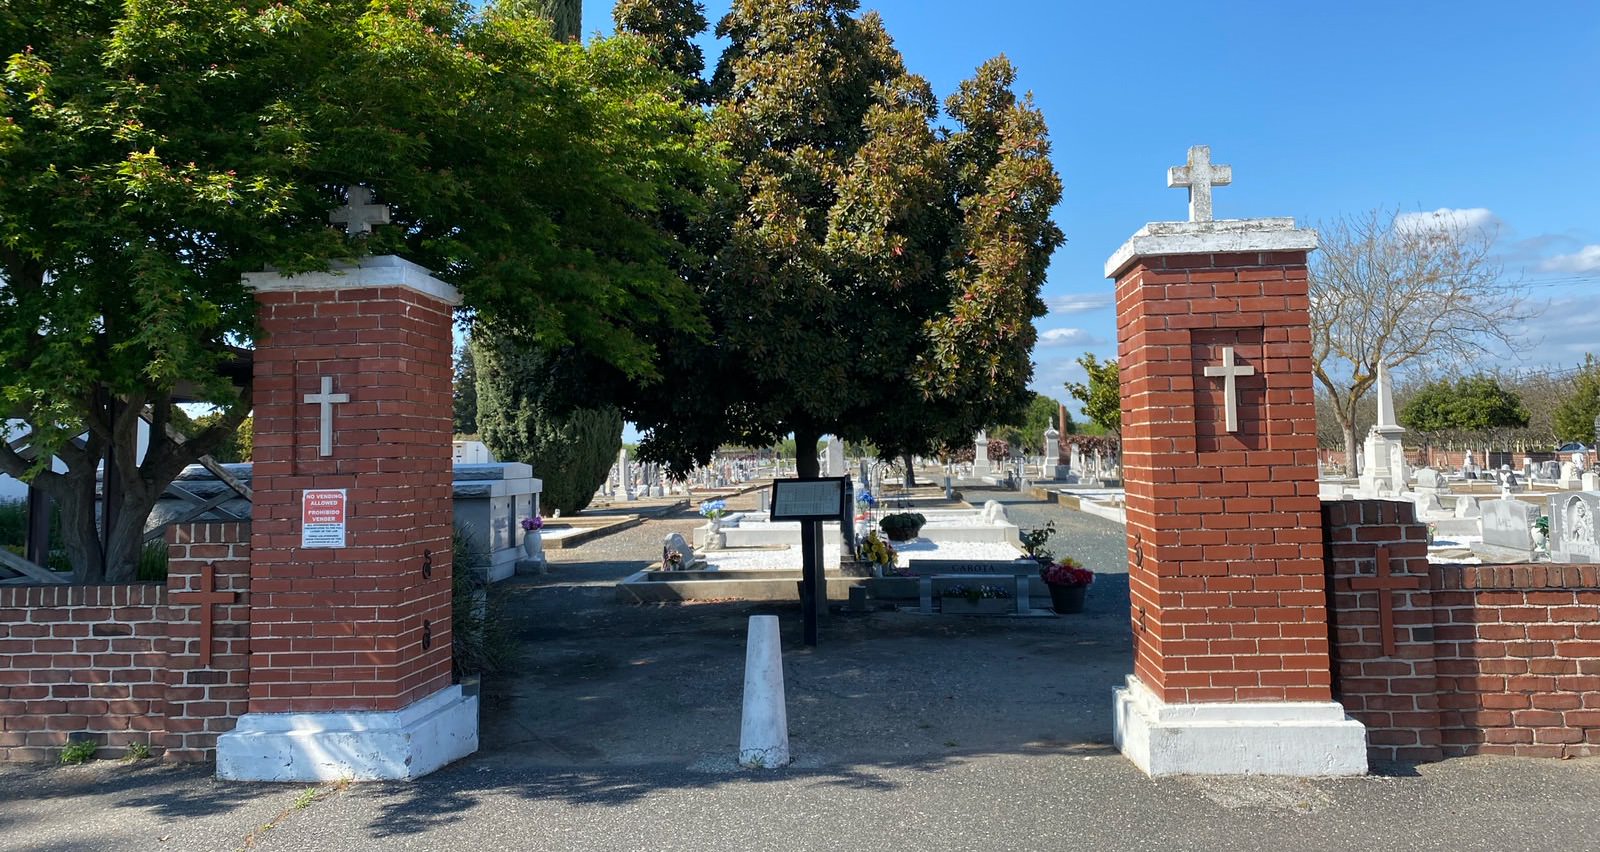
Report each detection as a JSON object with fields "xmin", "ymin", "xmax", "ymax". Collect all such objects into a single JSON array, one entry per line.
[{"xmin": 771, "ymin": 476, "xmax": 848, "ymax": 648}]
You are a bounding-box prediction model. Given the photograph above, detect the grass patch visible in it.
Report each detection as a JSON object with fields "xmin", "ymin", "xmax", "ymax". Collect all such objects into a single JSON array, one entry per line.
[{"xmin": 59, "ymin": 739, "xmax": 98, "ymax": 765}]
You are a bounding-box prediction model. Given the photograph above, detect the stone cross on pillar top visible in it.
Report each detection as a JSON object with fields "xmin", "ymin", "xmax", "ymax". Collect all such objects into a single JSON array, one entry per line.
[
  {"xmin": 329, "ymin": 184, "xmax": 391, "ymax": 236},
  {"xmin": 1167, "ymin": 145, "xmax": 1232, "ymax": 223},
  {"xmin": 1203, "ymin": 345, "xmax": 1255, "ymax": 433}
]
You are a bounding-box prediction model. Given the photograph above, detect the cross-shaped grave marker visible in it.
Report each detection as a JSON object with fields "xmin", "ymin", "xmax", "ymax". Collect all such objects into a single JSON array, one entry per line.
[
  {"xmin": 304, "ymin": 376, "xmax": 349, "ymax": 457},
  {"xmin": 1203, "ymin": 345, "xmax": 1255, "ymax": 433},
  {"xmin": 1167, "ymin": 145, "xmax": 1232, "ymax": 223},
  {"xmin": 169, "ymin": 563, "xmax": 237, "ymax": 668},
  {"xmin": 1348, "ymin": 547, "xmax": 1424, "ymax": 656},
  {"xmin": 328, "ymin": 185, "xmax": 391, "ymax": 236}
]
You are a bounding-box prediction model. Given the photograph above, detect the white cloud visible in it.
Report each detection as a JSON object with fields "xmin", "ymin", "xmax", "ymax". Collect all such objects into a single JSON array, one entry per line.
[
  {"xmin": 1539, "ymin": 245, "xmax": 1600, "ymax": 274},
  {"xmin": 1037, "ymin": 327, "xmax": 1103, "ymax": 347},
  {"xmin": 1392, "ymin": 207, "xmax": 1499, "ymax": 236},
  {"xmin": 1047, "ymin": 293, "xmax": 1114, "ymax": 315}
]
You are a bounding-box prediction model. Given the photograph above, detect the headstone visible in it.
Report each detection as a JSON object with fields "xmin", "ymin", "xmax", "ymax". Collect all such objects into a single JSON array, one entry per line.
[
  {"xmin": 1413, "ymin": 467, "xmax": 1449, "ymax": 496},
  {"xmin": 1472, "ymin": 498, "xmax": 1542, "ymax": 563},
  {"xmin": 1358, "ymin": 363, "xmax": 1407, "ymax": 497},
  {"xmin": 826, "ymin": 437, "xmax": 846, "ymax": 478},
  {"xmin": 979, "ymin": 499, "xmax": 1009, "ymax": 525},
  {"xmin": 1549, "ymin": 491, "xmax": 1600, "ymax": 563},
  {"xmin": 972, "ymin": 431, "xmax": 992, "ymax": 477},
  {"xmin": 1586, "ymin": 472, "xmax": 1600, "ymax": 492},
  {"xmin": 1411, "ymin": 490, "xmax": 1445, "ymax": 516},
  {"xmin": 661, "ymin": 532, "xmax": 697, "ymax": 570},
  {"xmin": 1453, "ymin": 495, "xmax": 1481, "ymax": 519},
  {"xmin": 1041, "ymin": 420, "xmax": 1063, "ymax": 479},
  {"xmin": 1560, "ymin": 461, "xmax": 1583, "ymax": 490}
]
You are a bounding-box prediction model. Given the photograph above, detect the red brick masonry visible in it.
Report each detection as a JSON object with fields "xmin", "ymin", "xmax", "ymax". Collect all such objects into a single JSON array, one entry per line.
[
  {"xmin": 1325, "ymin": 500, "xmax": 1600, "ymax": 761},
  {"xmin": 0, "ymin": 522, "xmax": 249, "ymax": 762},
  {"xmin": 1116, "ymin": 249, "xmax": 1330, "ymax": 705}
]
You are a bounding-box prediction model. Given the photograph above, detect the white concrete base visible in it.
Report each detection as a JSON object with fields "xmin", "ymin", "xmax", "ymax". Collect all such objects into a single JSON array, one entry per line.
[
  {"xmin": 1113, "ymin": 675, "xmax": 1366, "ymax": 777},
  {"xmin": 216, "ymin": 685, "xmax": 479, "ymax": 782}
]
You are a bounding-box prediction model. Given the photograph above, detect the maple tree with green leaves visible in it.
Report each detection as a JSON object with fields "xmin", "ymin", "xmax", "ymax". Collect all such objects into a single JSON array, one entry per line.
[{"xmin": 0, "ymin": 0, "xmax": 716, "ymax": 580}]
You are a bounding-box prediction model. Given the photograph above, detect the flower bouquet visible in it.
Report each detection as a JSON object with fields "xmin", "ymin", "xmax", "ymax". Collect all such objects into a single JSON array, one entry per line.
[{"xmin": 1040, "ymin": 556, "xmax": 1092, "ymax": 614}]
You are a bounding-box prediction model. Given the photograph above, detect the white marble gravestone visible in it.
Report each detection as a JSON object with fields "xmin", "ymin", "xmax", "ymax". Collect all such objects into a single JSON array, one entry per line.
[
  {"xmin": 972, "ymin": 431, "xmax": 992, "ymax": 477},
  {"xmin": 454, "ymin": 463, "xmax": 543, "ymax": 582},
  {"xmin": 1042, "ymin": 421, "xmax": 1064, "ymax": 479},
  {"xmin": 1549, "ymin": 491, "xmax": 1600, "ymax": 563},
  {"xmin": 1472, "ymin": 498, "xmax": 1541, "ymax": 563},
  {"xmin": 826, "ymin": 437, "xmax": 846, "ymax": 478},
  {"xmin": 1358, "ymin": 363, "xmax": 1407, "ymax": 497}
]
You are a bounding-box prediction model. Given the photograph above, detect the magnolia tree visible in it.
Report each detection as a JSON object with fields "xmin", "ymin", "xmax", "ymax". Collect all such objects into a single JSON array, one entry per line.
[
  {"xmin": 0, "ymin": 0, "xmax": 718, "ymax": 581},
  {"xmin": 605, "ymin": 0, "xmax": 1064, "ymax": 479}
]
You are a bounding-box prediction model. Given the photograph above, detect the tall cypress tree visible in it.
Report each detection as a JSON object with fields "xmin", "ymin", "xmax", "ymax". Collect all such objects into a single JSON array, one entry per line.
[{"xmin": 506, "ymin": 0, "xmax": 582, "ymax": 40}]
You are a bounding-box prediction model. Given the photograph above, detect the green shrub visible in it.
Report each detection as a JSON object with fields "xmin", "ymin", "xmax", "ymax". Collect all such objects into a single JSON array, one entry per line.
[
  {"xmin": 59, "ymin": 740, "xmax": 98, "ymax": 765},
  {"xmin": 451, "ymin": 528, "xmax": 519, "ymax": 679},
  {"xmin": 879, "ymin": 512, "xmax": 926, "ymax": 542}
]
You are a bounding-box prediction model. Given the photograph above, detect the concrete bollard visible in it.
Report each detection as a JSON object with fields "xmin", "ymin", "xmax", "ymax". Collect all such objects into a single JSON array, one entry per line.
[{"xmin": 738, "ymin": 615, "xmax": 790, "ymax": 769}]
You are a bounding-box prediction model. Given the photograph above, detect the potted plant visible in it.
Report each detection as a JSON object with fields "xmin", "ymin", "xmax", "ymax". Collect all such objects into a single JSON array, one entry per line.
[
  {"xmin": 940, "ymin": 583, "xmax": 1013, "ymax": 615},
  {"xmin": 1020, "ymin": 521, "xmax": 1056, "ymax": 565},
  {"xmin": 1040, "ymin": 557, "xmax": 1093, "ymax": 614},
  {"xmin": 878, "ymin": 511, "xmax": 926, "ymax": 542}
]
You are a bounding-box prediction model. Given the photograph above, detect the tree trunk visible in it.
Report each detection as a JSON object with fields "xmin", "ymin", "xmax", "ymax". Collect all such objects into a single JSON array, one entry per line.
[
  {"xmin": 902, "ymin": 452, "xmax": 917, "ymax": 488},
  {"xmin": 55, "ymin": 471, "xmax": 104, "ymax": 583},
  {"xmin": 1343, "ymin": 423, "xmax": 1359, "ymax": 477},
  {"xmin": 795, "ymin": 427, "xmax": 821, "ymax": 479}
]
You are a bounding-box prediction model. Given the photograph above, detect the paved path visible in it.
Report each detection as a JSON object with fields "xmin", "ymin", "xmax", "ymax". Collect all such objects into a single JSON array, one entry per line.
[{"xmin": 5, "ymin": 491, "xmax": 1600, "ymax": 851}]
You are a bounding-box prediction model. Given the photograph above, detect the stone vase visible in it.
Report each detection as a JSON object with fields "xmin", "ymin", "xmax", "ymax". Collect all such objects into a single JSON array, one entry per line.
[{"xmin": 522, "ymin": 529, "xmax": 544, "ymax": 562}]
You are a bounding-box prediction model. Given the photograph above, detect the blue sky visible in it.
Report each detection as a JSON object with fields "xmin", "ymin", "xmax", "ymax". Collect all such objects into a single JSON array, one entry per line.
[{"xmin": 578, "ymin": 0, "xmax": 1600, "ymax": 413}]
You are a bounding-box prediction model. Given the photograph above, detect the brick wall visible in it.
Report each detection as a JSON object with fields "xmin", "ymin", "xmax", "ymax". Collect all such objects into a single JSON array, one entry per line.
[
  {"xmin": 161, "ymin": 522, "xmax": 251, "ymax": 762},
  {"xmin": 250, "ymin": 284, "xmax": 454, "ymax": 713},
  {"xmin": 0, "ymin": 522, "xmax": 249, "ymax": 762},
  {"xmin": 1116, "ymin": 250, "xmax": 1329, "ymax": 704},
  {"xmin": 1325, "ymin": 500, "xmax": 1600, "ymax": 761}
]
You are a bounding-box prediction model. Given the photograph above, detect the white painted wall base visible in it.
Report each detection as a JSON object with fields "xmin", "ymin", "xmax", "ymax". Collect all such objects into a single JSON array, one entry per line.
[
  {"xmin": 216, "ymin": 685, "xmax": 479, "ymax": 782},
  {"xmin": 1113, "ymin": 675, "xmax": 1367, "ymax": 777}
]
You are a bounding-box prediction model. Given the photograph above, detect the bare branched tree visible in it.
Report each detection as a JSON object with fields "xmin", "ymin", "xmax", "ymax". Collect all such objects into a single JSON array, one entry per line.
[{"xmin": 1310, "ymin": 208, "xmax": 1538, "ymax": 472}]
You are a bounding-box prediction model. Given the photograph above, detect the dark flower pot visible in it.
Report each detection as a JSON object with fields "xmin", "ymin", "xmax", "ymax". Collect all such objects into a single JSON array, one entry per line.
[{"xmin": 1048, "ymin": 583, "xmax": 1087, "ymax": 614}]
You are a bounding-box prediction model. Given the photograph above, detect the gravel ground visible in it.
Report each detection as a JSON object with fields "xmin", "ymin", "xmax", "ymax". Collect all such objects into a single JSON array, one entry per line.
[{"xmin": 481, "ymin": 484, "xmax": 1131, "ymax": 768}]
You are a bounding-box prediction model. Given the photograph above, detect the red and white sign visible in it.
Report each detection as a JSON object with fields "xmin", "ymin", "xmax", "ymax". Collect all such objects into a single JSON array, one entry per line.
[{"xmin": 301, "ymin": 489, "xmax": 348, "ymax": 548}]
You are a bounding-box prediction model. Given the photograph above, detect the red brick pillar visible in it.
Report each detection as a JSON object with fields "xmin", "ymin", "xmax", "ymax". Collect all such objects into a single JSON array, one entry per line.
[
  {"xmin": 1107, "ymin": 214, "xmax": 1365, "ymax": 776},
  {"xmin": 217, "ymin": 255, "xmax": 476, "ymax": 781}
]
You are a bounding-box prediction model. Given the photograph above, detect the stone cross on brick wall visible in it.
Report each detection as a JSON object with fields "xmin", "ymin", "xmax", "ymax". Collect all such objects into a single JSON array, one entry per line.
[
  {"xmin": 329, "ymin": 185, "xmax": 391, "ymax": 236},
  {"xmin": 1167, "ymin": 145, "xmax": 1232, "ymax": 222},
  {"xmin": 303, "ymin": 376, "xmax": 348, "ymax": 457},
  {"xmin": 1203, "ymin": 345, "xmax": 1255, "ymax": 433}
]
